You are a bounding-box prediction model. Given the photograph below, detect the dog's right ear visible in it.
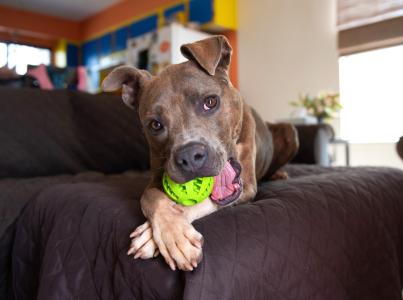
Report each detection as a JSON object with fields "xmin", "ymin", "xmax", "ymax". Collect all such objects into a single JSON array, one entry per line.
[{"xmin": 102, "ymin": 66, "xmax": 152, "ymax": 109}]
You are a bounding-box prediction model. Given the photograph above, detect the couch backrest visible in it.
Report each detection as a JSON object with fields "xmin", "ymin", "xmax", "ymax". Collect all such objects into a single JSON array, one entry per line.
[{"xmin": 0, "ymin": 87, "xmax": 149, "ymax": 178}]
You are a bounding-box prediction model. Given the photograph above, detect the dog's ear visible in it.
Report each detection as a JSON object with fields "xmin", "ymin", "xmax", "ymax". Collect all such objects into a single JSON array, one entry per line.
[
  {"xmin": 102, "ymin": 66, "xmax": 152, "ymax": 109},
  {"xmin": 180, "ymin": 35, "xmax": 232, "ymax": 76}
]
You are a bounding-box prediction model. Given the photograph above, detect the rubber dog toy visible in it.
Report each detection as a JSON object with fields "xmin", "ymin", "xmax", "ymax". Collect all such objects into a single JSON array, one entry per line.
[{"xmin": 162, "ymin": 172, "xmax": 214, "ymax": 206}]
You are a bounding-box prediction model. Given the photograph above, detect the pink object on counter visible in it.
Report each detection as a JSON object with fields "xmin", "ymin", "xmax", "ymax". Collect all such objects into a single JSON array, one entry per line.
[
  {"xmin": 27, "ymin": 64, "xmax": 53, "ymax": 90},
  {"xmin": 77, "ymin": 66, "xmax": 87, "ymax": 91}
]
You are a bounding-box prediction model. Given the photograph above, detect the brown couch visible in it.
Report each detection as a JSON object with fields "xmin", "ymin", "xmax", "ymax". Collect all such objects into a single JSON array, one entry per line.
[{"xmin": 1, "ymin": 88, "xmax": 403, "ymax": 300}]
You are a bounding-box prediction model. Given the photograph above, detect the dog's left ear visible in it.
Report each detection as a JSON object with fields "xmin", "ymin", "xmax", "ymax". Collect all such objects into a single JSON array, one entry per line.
[{"xmin": 180, "ymin": 35, "xmax": 232, "ymax": 76}]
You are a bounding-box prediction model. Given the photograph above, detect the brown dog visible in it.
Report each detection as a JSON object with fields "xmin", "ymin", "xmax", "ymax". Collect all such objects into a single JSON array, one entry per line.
[{"xmin": 102, "ymin": 36, "xmax": 298, "ymax": 271}]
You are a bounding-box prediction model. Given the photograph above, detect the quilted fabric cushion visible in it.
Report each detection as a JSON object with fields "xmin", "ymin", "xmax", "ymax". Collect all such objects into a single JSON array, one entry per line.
[
  {"xmin": 0, "ymin": 88, "xmax": 149, "ymax": 178},
  {"xmin": 11, "ymin": 166, "xmax": 403, "ymax": 300},
  {"xmin": 0, "ymin": 171, "xmax": 151, "ymax": 298}
]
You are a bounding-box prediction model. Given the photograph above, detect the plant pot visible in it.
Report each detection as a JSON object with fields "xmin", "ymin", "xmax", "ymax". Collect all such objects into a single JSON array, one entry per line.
[{"xmin": 316, "ymin": 116, "xmax": 324, "ymax": 124}]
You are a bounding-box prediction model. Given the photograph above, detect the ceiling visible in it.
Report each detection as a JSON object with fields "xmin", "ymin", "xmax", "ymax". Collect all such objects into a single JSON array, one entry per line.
[{"xmin": 0, "ymin": 0, "xmax": 121, "ymax": 21}]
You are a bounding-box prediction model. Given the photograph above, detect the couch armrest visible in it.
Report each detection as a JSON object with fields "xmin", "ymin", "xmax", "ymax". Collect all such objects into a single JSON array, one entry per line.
[
  {"xmin": 291, "ymin": 124, "xmax": 334, "ymax": 166},
  {"xmin": 397, "ymin": 136, "xmax": 403, "ymax": 160}
]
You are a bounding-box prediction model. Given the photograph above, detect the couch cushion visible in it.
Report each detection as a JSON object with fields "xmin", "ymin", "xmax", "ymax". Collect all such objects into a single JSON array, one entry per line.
[
  {"xmin": 0, "ymin": 88, "xmax": 149, "ymax": 178},
  {"xmin": 10, "ymin": 166, "xmax": 403, "ymax": 300},
  {"xmin": 0, "ymin": 171, "xmax": 151, "ymax": 299}
]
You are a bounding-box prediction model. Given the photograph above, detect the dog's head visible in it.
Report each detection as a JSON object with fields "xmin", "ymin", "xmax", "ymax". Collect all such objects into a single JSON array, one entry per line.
[{"xmin": 103, "ymin": 36, "xmax": 243, "ymax": 184}]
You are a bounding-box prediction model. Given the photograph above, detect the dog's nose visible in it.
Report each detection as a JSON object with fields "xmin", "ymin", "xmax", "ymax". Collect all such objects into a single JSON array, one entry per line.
[{"xmin": 175, "ymin": 143, "xmax": 208, "ymax": 174}]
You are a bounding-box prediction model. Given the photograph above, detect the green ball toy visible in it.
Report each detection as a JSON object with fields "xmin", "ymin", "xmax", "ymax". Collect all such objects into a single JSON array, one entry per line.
[{"xmin": 162, "ymin": 172, "xmax": 214, "ymax": 206}]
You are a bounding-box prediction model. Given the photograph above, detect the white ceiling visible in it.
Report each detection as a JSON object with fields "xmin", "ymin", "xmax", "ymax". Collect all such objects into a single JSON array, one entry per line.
[{"xmin": 0, "ymin": 0, "xmax": 121, "ymax": 21}]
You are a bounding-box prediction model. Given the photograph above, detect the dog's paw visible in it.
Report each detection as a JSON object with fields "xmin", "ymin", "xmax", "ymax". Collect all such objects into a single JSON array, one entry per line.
[
  {"xmin": 152, "ymin": 216, "xmax": 204, "ymax": 271},
  {"xmin": 270, "ymin": 170, "xmax": 289, "ymax": 180},
  {"xmin": 127, "ymin": 221, "xmax": 159, "ymax": 259}
]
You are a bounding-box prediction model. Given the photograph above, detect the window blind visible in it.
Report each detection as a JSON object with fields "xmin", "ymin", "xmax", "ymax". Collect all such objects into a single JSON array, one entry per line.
[
  {"xmin": 338, "ymin": 0, "xmax": 403, "ymax": 30},
  {"xmin": 338, "ymin": 0, "xmax": 403, "ymax": 54}
]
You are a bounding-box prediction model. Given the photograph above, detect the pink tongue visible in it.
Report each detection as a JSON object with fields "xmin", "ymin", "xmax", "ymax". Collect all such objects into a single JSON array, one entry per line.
[{"xmin": 211, "ymin": 161, "xmax": 240, "ymax": 202}]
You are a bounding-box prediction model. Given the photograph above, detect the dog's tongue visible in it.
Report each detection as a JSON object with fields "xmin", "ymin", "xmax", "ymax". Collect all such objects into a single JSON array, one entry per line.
[{"xmin": 211, "ymin": 161, "xmax": 240, "ymax": 202}]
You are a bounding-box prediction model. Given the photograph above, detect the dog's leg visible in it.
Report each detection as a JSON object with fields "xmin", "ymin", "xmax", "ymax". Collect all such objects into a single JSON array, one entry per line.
[
  {"xmin": 264, "ymin": 122, "xmax": 299, "ymax": 179},
  {"xmin": 236, "ymin": 143, "xmax": 257, "ymax": 203},
  {"xmin": 127, "ymin": 188, "xmax": 218, "ymax": 271},
  {"xmin": 128, "ymin": 198, "xmax": 218, "ymax": 261},
  {"xmin": 127, "ymin": 221, "xmax": 158, "ymax": 259},
  {"xmin": 236, "ymin": 106, "xmax": 258, "ymax": 204},
  {"xmin": 140, "ymin": 188, "xmax": 202, "ymax": 271},
  {"xmin": 128, "ymin": 198, "xmax": 217, "ymax": 261}
]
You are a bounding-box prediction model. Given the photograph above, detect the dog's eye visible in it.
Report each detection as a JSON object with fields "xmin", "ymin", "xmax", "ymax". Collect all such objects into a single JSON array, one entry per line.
[
  {"xmin": 149, "ymin": 120, "xmax": 163, "ymax": 132},
  {"xmin": 203, "ymin": 95, "xmax": 219, "ymax": 111}
]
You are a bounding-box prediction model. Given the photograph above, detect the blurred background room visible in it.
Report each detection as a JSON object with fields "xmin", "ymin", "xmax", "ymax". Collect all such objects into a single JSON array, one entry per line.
[{"xmin": 0, "ymin": 0, "xmax": 402, "ymax": 169}]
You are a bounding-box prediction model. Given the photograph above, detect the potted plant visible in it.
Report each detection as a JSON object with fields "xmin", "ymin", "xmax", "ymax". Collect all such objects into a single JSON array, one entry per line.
[{"xmin": 290, "ymin": 92, "xmax": 341, "ymax": 123}]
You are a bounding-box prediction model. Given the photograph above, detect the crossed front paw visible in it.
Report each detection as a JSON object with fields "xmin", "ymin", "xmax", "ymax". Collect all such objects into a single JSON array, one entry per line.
[
  {"xmin": 127, "ymin": 221, "xmax": 159, "ymax": 259},
  {"xmin": 127, "ymin": 217, "xmax": 204, "ymax": 271}
]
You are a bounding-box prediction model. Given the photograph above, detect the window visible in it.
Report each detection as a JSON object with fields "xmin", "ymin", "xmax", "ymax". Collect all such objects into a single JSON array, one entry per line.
[
  {"xmin": 0, "ymin": 43, "xmax": 7, "ymax": 68},
  {"xmin": 0, "ymin": 42, "xmax": 51, "ymax": 75},
  {"xmin": 338, "ymin": 44, "xmax": 403, "ymax": 143}
]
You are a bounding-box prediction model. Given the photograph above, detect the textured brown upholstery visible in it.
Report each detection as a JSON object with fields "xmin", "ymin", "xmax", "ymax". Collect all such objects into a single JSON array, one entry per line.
[
  {"xmin": 9, "ymin": 165, "xmax": 403, "ymax": 300},
  {"xmin": 1, "ymin": 88, "xmax": 403, "ymax": 300},
  {"xmin": 0, "ymin": 87, "xmax": 149, "ymax": 178}
]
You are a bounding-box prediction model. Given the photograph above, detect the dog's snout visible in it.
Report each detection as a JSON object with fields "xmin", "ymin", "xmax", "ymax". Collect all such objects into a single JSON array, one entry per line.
[{"xmin": 175, "ymin": 143, "xmax": 208, "ymax": 174}]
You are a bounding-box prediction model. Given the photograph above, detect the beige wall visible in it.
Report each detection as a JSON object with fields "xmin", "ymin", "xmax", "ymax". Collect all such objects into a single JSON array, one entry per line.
[
  {"xmin": 353, "ymin": 144, "xmax": 402, "ymax": 168},
  {"xmin": 237, "ymin": 0, "xmax": 403, "ymax": 169},
  {"xmin": 237, "ymin": 0, "xmax": 339, "ymax": 121},
  {"xmin": 334, "ymin": 143, "xmax": 403, "ymax": 169}
]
